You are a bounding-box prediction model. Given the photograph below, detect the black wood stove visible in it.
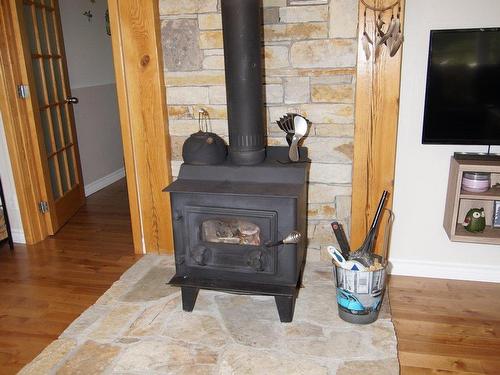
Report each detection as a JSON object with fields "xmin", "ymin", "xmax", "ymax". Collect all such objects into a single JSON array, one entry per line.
[{"xmin": 164, "ymin": 0, "xmax": 310, "ymax": 322}]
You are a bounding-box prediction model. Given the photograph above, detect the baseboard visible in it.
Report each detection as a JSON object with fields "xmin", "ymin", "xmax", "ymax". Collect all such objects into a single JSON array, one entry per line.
[
  {"xmin": 84, "ymin": 167, "xmax": 125, "ymax": 197},
  {"xmin": 11, "ymin": 228, "xmax": 26, "ymax": 244},
  {"xmin": 389, "ymin": 258, "xmax": 500, "ymax": 283}
]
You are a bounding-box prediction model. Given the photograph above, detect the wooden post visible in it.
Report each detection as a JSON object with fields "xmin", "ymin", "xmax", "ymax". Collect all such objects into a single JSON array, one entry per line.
[
  {"xmin": 108, "ymin": 0, "xmax": 174, "ymax": 254},
  {"xmin": 351, "ymin": 0, "xmax": 405, "ymax": 251}
]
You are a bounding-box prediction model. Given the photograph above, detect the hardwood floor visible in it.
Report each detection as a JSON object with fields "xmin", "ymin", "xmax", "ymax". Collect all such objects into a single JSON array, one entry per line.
[
  {"xmin": 390, "ymin": 275, "xmax": 500, "ymax": 374},
  {"xmin": 1, "ymin": 179, "xmax": 499, "ymax": 374},
  {"xmin": 0, "ymin": 179, "xmax": 139, "ymax": 374}
]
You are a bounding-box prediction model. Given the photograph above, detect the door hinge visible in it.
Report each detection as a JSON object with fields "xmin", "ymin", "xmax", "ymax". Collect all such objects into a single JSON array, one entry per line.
[
  {"xmin": 39, "ymin": 201, "xmax": 49, "ymax": 214},
  {"xmin": 17, "ymin": 84, "xmax": 29, "ymax": 99}
]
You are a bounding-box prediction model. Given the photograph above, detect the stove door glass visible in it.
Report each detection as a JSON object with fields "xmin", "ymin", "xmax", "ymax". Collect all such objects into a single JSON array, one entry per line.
[{"xmin": 201, "ymin": 219, "xmax": 261, "ymax": 246}]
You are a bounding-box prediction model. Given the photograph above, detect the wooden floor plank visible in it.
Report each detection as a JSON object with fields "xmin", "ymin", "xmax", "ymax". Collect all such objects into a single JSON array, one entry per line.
[
  {"xmin": 398, "ymin": 351, "xmax": 500, "ymax": 374},
  {"xmin": 1, "ymin": 179, "xmax": 499, "ymax": 374},
  {"xmin": 401, "ymin": 365, "xmax": 484, "ymax": 375}
]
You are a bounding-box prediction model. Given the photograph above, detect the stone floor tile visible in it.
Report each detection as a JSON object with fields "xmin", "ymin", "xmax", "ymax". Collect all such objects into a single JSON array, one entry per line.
[
  {"xmin": 215, "ymin": 294, "xmax": 280, "ymax": 322},
  {"xmin": 218, "ymin": 344, "xmax": 329, "ymax": 375},
  {"xmin": 302, "ymin": 262, "xmax": 334, "ymax": 285},
  {"xmin": 294, "ymin": 284, "xmax": 351, "ymax": 327},
  {"xmin": 125, "ymin": 296, "xmax": 181, "ymax": 337},
  {"xmin": 122, "ymin": 266, "xmax": 177, "ymax": 302},
  {"xmin": 60, "ymin": 304, "xmax": 111, "ymax": 338},
  {"xmin": 111, "ymin": 339, "xmax": 218, "ymax": 373},
  {"xmin": 56, "ymin": 341, "xmax": 120, "ymax": 375},
  {"xmin": 286, "ymin": 330, "xmax": 365, "ymax": 360},
  {"xmin": 284, "ymin": 321, "xmax": 325, "ymax": 338},
  {"xmin": 163, "ymin": 311, "xmax": 230, "ymax": 348},
  {"xmin": 18, "ymin": 339, "xmax": 76, "ymax": 375},
  {"xmin": 119, "ymin": 254, "xmax": 163, "ymax": 283},
  {"xmin": 88, "ymin": 304, "xmax": 143, "ymax": 340},
  {"xmin": 363, "ymin": 320, "xmax": 399, "ymax": 358},
  {"xmin": 95, "ymin": 282, "xmax": 133, "ymax": 305},
  {"xmin": 336, "ymin": 358, "xmax": 400, "ymax": 375}
]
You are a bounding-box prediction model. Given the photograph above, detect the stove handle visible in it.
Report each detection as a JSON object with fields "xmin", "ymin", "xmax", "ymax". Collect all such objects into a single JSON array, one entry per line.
[{"xmin": 265, "ymin": 230, "xmax": 302, "ymax": 247}]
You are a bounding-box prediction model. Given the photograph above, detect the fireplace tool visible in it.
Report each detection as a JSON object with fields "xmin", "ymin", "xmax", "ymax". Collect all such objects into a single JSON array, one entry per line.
[
  {"xmin": 276, "ymin": 114, "xmax": 310, "ymax": 162},
  {"xmin": 349, "ymin": 190, "xmax": 388, "ymax": 266},
  {"xmin": 331, "ymin": 221, "xmax": 351, "ymax": 259}
]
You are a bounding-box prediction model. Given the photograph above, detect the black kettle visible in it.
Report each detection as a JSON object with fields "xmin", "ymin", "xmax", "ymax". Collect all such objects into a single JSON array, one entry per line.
[{"xmin": 182, "ymin": 109, "xmax": 227, "ymax": 165}]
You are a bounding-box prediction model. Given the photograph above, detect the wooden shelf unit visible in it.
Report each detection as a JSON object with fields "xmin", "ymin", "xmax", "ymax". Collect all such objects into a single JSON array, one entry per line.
[{"xmin": 444, "ymin": 156, "xmax": 500, "ymax": 244}]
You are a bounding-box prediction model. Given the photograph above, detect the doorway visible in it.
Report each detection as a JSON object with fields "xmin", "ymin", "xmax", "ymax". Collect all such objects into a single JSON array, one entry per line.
[
  {"xmin": 58, "ymin": 1, "xmax": 126, "ymax": 200},
  {"xmin": 0, "ymin": 0, "xmax": 173, "ymax": 253},
  {"xmin": 1, "ymin": 0, "xmax": 127, "ymax": 239}
]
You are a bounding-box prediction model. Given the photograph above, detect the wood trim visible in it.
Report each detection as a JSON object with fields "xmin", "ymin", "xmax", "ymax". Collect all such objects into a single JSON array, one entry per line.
[
  {"xmin": 15, "ymin": 0, "xmax": 59, "ymax": 233},
  {"xmin": 443, "ymin": 157, "xmax": 459, "ymax": 241},
  {"xmin": 351, "ymin": 0, "xmax": 405, "ymax": 251},
  {"xmin": 51, "ymin": 0, "xmax": 86, "ymax": 230},
  {"xmin": 0, "ymin": 0, "xmax": 51, "ymax": 243},
  {"xmin": 108, "ymin": 0, "xmax": 173, "ymax": 254}
]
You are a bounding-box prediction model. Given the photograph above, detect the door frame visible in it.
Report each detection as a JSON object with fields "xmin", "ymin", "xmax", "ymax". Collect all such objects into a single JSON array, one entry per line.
[{"xmin": 0, "ymin": 0, "xmax": 173, "ymax": 254}]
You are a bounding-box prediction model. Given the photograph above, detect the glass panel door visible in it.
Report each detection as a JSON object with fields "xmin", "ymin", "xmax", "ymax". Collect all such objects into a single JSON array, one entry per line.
[
  {"xmin": 23, "ymin": 0, "xmax": 78, "ymax": 199},
  {"xmin": 20, "ymin": 0, "xmax": 84, "ymax": 232}
]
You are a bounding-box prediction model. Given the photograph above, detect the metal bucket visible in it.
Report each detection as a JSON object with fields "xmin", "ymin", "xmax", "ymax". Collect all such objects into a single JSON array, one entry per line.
[{"xmin": 333, "ymin": 264, "xmax": 386, "ymax": 324}]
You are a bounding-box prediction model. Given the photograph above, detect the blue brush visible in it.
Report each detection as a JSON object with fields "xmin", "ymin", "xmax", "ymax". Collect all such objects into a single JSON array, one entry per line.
[{"xmin": 327, "ymin": 246, "xmax": 366, "ymax": 271}]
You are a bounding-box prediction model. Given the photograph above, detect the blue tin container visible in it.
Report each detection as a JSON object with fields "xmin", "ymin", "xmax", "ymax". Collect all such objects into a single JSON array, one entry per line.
[{"xmin": 333, "ymin": 264, "xmax": 386, "ymax": 324}]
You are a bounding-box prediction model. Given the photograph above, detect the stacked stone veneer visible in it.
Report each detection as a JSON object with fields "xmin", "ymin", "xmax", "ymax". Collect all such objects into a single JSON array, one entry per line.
[{"xmin": 160, "ymin": 0, "xmax": 358, "ymax": 258}]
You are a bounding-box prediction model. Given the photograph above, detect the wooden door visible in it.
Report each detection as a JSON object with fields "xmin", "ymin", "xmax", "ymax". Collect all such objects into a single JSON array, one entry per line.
[{"xmin": 17, "ymin": 0, "xmax": 85, "ymax": 233}]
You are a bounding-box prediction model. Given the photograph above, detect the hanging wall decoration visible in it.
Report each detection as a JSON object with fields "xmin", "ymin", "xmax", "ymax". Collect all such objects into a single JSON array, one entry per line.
[
  {"xmin": 105, "ymin": 9, "xmax": 111, "ymax": 36},
  {"xmin": 360, "ymin": 0, "xmax": 403, "ymax": 60},
  {"xmin": 83, "ymin": 10, "xmax": 93, "ymax": 22}
]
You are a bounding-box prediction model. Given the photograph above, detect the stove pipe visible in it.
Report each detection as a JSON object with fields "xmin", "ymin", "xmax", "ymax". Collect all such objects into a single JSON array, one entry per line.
[{"xmin": 221, "ymin": 0, "xmax": 266, "ymax": 165}]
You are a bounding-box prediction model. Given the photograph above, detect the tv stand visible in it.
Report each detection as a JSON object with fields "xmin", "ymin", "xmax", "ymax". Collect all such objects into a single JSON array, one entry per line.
[{"xmin": 453, "ymin": 152, "xmax": 500, "ymax": 162}]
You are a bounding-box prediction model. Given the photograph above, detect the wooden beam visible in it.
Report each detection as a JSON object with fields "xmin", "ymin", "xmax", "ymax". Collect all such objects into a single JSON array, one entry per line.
[
  {"xmin": 351, "ymin": 0, "xmax": 405, "ymax": 251},
  {"xmin": 0, "ymin": 0, "xmax": 51, "ymax": 243},
  {"xmin": 108, "ymin": 0, "xmax": 173, "ymax": 254}
]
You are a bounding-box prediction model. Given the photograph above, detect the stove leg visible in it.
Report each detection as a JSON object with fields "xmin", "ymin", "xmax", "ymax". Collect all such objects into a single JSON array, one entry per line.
[
  {"xmin": 181, "ymin": 286, "xmax": 199, "ymax": 312},
  {"xmin": 275, "ymin": 295, "xmax": 296, "ymax": 323}
]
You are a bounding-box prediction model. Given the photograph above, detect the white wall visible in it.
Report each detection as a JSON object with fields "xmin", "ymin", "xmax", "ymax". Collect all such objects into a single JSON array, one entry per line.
[
  {"xmin": 60, "ymin": 0, "xmax": 124, "ymax": 195},
  {"xmin": 0, "ymin": 113, "xmax": 25, "ymax": 243},
  {"xmin": 391, "ymin": 0, "xmax": 500, "ymax": 282},
  {"xmin": 59, "ymin": 0, "xmax": 115, "ymax": 89}
]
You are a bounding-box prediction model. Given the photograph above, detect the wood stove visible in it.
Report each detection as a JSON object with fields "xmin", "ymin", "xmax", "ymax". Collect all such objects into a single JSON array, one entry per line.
[
  {"xmin": 166, "ymin": 148, "xmax": 308, "ymax": 322},
  {"xmin": 164, "ymin": 0, "xmax": 310, "ymax": 322}
]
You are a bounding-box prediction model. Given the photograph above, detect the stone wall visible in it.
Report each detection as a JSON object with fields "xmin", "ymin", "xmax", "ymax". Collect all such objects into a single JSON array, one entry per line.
[{"xmin": 159, "ymin": 0, "xmax": 358, "ymax": 258}]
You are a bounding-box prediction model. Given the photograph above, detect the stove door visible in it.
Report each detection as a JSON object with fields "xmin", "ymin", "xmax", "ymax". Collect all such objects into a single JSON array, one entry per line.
[{"xmin": 184, "ymin": 206, "xmax": 278, "ymax": 274}]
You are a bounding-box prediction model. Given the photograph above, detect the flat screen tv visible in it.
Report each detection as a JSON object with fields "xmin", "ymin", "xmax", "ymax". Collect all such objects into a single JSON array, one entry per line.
[{"xmin": 422, "ymin": 28, "xmax": 500, "ymax": 145}]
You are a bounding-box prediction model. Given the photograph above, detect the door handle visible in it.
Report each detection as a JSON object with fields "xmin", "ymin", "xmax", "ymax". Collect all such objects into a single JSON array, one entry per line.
[{"xmin": 65, "ymin": 96, "xmax": 79, "ymax": 104}]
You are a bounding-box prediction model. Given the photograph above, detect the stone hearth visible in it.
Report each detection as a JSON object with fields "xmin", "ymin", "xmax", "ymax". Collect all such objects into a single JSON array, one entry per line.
[{"xmin": 20, "ymin": 255, "xmax": 399, "ymax": 375}]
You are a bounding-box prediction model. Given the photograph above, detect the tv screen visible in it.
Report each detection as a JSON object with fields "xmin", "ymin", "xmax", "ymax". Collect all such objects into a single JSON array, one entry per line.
[{"xmin": 422, "ymin": 28, "xmax": 500, "ymax": 145}]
